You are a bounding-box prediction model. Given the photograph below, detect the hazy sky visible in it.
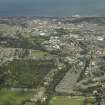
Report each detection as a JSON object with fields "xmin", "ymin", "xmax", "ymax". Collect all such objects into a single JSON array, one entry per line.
[{"xmin": 0, "ymin": 0, "xmax": 105, "ymax": 16}]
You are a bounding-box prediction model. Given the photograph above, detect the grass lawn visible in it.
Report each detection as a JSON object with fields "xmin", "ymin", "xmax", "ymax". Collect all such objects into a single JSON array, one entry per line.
[
  {"xmin": 0, "ymin": 88, "xmax": 33, "ymax": 105},
  {"xmin": 49, "ymin": 96, "xmax": 95, "ymax": 105},
  {"xmin": 31, "ymin": 50, "xmax": 48, "ymax": 57}
]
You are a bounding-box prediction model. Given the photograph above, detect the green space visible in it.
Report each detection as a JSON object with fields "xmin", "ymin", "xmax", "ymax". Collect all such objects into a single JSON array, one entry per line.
[
  {"xmin": 0, "ymin": 59, "xmax": 54, "ymax": 88},
  {"xmin": 49, "ymin": 96, "xmax": 95, "ymax": 105},
  {"xmin": 31, "ymin": 50, "xmax": 48, "ymax": 57},
  {"xmin": 0, "ymin": 88, "xmax": 33, "ymax": 105}
]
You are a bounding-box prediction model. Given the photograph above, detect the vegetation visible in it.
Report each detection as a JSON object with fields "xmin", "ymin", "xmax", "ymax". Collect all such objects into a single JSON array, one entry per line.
[
  {"xmin": 31, "ymin": 50, "xmax": 48, "ymax": 57},
  {"xmin": 0, "ymin": 88, "xmax": 33, "ymax": 105},
  {"xmin": 49, "ymin": 96, "xmax": 95, "ymax": 105},
  {"xmin": 0, "ymin": 59, "xmax": 54, "ymax": 88}
]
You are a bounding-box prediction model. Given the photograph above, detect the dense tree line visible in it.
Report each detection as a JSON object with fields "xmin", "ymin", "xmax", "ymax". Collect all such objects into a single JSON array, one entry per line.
[{"xmin": 0, "ymin": 59, "xmax": 54, "ymax": 88}]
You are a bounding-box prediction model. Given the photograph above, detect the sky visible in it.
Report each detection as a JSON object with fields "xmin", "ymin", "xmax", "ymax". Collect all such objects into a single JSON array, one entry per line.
[{"xmin": 0, "ymin": 0, "xmax": 105, "ymax": 16}]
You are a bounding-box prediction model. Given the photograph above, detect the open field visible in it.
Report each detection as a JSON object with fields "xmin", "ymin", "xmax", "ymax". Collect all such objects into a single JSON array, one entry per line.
[
  {"xmin": 31, "ymin": 50, "xmax": 48, "ymax": 57},
  {"xmin": 0, "ymin": 88, "xmax": 33, "ymax": 105},
  {"xmin": 49, "ymin": 96, "xmax": 95, "ymax": 105}
]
